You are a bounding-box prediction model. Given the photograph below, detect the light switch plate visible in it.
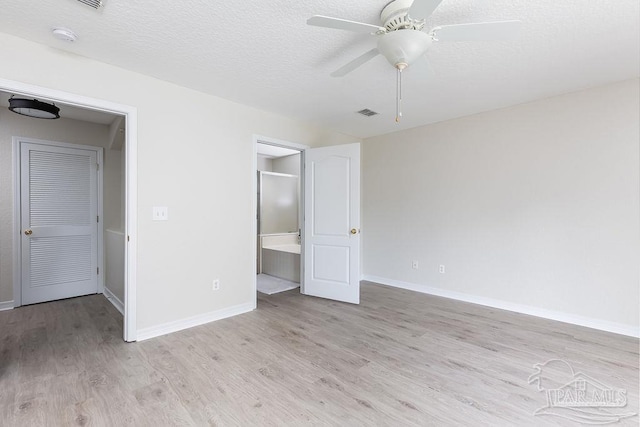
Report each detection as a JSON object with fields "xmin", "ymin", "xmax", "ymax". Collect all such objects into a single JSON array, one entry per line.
[{"xmin": 153, "ymin": 206, "xmax": 168, "ymax": 221}]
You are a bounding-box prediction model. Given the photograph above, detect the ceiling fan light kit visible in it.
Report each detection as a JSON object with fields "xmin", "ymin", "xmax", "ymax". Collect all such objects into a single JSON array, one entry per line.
[
  {"xmin": 308, "ymin": 0, "xmax": 521, "ymax": 123},
  {"xmin": 8, "ymin": 97, "xmax": 61, "ymax": 119},
  {"xmin": 377, "ymin": 30, "xmax": 432, "ymax": 68}
]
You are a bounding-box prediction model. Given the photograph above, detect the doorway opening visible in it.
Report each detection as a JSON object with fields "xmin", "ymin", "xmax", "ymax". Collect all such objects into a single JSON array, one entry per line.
[
  {"xmin": 252, "ymin": 135, "xmax": 362, "ymax": 307},
  {"xmin": 254, "ymin": 137, "xmax": 306, "ymax": 299},
  {"xmin": 0, "ymin": 78, "xmax": 137, "ymax": 342}
]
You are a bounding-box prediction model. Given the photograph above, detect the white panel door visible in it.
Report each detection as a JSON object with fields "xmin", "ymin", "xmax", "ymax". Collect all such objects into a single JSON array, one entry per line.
[
  {"xmin": 303, "ymin": 143, "xmax": 360, "ymax": 304},
  {"xmin": 21, "ymin": 142, "xmax": 99, "ymax": 305}
]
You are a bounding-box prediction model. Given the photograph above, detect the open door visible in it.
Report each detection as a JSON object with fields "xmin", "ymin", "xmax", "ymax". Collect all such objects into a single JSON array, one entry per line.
[{"xmin": 303, "ymin": 143, "xmax": 360, "ymax": 304}]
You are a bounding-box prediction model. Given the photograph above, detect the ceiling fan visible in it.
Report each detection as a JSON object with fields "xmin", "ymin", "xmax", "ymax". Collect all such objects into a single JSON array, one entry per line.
[{"xmin": 307, "ymin": 0, "xmax": 521, "ymax": 121}]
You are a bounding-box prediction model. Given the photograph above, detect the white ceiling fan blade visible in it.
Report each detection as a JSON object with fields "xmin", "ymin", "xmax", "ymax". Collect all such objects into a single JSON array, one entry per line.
[
  {"xmin": 408, "ymin": 0, "xmax": 444, "ymax": 20},
  {"xmin": 432, "ymin": 20, "xmax": 522, "ymax": 42},
  {"xmin": 307, "ymin": 15, "xmax": 384, "ymax": 33},
  {"xmin": 331, "ymin": 48, "xmax": 380, "ymax": 77}
]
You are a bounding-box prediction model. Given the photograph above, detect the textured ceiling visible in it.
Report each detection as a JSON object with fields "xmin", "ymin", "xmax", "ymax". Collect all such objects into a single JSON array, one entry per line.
[{"xmin": 0, "ymin": 0, "xmax": 638, "ymax": 138}]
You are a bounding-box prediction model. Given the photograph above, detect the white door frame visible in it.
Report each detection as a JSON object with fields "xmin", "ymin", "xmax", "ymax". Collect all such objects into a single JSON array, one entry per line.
[
  {"xmin": 13, "ymin": 138, "xmax": 104, "ymax": 302},
  {"xmin": 1, "ymin": 77, "xmax": 138, "ymax": 342},
  {"xmin": 252, "ymin": 135, "xmax": 308, "ymax": 307}
]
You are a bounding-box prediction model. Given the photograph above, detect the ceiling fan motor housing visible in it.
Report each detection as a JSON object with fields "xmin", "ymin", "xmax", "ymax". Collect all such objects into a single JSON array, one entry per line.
[
  {"xmin": 380, "ymin": 0, "xmax": 425, "ymax": 31},
  {"xmin": 377, "ymin": 30, "xmax": 432, "ymax": 68}
]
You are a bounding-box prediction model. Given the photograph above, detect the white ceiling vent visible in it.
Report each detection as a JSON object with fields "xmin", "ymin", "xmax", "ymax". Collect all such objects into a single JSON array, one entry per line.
[
  {"xmin": 357, "ymin": 109, "xmax": 379, "ymax": 117},
  {"xmin": 76, "ymin": 0, "xmax": 103, "ymax": 9}
]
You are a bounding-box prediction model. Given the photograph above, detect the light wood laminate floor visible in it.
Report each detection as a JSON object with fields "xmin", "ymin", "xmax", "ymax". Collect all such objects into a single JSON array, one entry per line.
[{"xmin": 0, "ymin": 282, "xmax": 637, "ymax": 426}]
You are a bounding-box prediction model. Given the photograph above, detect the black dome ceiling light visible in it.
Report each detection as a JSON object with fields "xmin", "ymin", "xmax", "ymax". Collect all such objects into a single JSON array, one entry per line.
[{"xmin": 8, "ymin": 96, "xmax": 60, "ymax": 119}]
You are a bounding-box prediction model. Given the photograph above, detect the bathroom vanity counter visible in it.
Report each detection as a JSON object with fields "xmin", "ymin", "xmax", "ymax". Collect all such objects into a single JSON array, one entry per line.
[
  {"xmin": 260, "ymin": 234, "xmax": 301, "ymax": 283},
  {"xmin": 262, "ymin": 243, "xmax": 300, "ymax": 255}
]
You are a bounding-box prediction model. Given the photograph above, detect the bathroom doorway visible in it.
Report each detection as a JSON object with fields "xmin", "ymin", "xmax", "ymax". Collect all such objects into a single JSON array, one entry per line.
[
  {"xmin": 252, "ymin": 135, "xmax": 362, "ymax": 307},
  {"xmin": 255, "ymin": 140, "xmax": 304, "ymax": 295}
]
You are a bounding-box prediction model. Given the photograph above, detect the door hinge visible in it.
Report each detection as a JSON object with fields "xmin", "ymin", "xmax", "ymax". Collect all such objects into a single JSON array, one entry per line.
[
  {"xmin": 127, "ymin": 235, "xmax": 130, "ymax": 242},
  {"xmin": 97, "ymin": 267, "xmax": 99, "ymax": 275},
  {"xmin": 96, "ymin": 163, "xmax": 100, "ymax": 171},
  {"xmin": 97, "ymin": 215, "xmax": 99, "ymax": 223}
]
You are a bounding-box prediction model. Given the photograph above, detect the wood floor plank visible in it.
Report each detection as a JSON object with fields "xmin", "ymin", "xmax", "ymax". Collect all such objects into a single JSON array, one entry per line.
[{"xmin": 0, "ymin": 284, "xmax": 637, "ymax": 426}]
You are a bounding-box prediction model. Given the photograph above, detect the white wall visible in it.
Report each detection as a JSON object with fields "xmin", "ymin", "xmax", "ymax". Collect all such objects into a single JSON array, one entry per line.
[
  {"xmin": 103, "ymin": 133, "xmax": 124, "ymax": 233},
  {"xmin": 0, "ymin": 109, "xmax": 118, "ymax": 304},
  {"xmin": 257, "ymin": 155, "xmax": 273, "ymax": 171},
  {"xmin": 272, "ymin": 153, "xmax": 300, "ymax": 176},
  {"xmin": 120, "ymin": 139, "xmax": 126, "ymax": 229},
  {"xmin": 0, "ymin": 33, "xmax": 359, "ymax": 332},
  {"xmin": 105, "ymin": 229, "xmax": 125, "ymax": 306},
  {"xmin": 363, "ymin": 79, "xmax": 640, "ymax": 335},
  {"xmin": 104, "ymin": 134, "xmax": 126, "ymax": 306}
]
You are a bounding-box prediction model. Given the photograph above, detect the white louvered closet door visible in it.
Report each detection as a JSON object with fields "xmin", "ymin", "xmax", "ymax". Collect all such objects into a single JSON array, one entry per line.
[{"xmin": 21, "ymin": 143, "xmax": 99, "ymax": 305}]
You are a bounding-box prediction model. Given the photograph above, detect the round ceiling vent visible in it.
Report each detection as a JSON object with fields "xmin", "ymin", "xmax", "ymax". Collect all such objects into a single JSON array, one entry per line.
[{"xmin": 52, "ymin": 28, "xmax": 78, "ymax": 42}]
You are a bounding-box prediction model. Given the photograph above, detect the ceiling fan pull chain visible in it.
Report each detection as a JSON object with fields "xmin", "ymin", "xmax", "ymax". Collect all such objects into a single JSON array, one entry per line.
[
  {"xmin": 395, "ymin": 67, "xmax": 403, "ymax": 123},
  {"xmin": 400, "ymin": 66, "xmax": 403, "ymax": 103},
  {"xmin": 396, "ymin": 67, "xmax": 399, "ymax": 122}
]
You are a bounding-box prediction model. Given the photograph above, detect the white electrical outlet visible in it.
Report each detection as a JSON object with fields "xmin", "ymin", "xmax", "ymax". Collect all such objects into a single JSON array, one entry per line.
[
  {"xmin": 152, "ymin": 206, "xmax": 168, "ymax": 221},
  {"xmin": 412, "ymin": 260, "xmax": 419, "ymax": 269},
  {"xmin": 439, "ymin": 265, "xmax": 446, "ymax": 274},
  {"xmin": 212, "ymin": 279, "xmax": 220, "ymax": 291}
]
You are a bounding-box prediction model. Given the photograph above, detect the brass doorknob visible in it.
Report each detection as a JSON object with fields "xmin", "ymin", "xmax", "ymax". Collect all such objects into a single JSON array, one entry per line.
[
  {"xmin": 24, "ymin": 229, "xmax": 32, "ymax": 236},
  {"xmin": 350, "ymin": 228, "xmax": 358, "ymax": 235}
]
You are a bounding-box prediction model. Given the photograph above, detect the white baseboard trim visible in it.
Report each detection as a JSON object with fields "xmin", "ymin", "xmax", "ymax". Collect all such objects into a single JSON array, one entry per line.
[
  {"xmin": 0, "ymin": 300, "xmax": 14, "ymax": 311},
  {"xmin": 136, "ymin": 302, "xmax": 255, "ymax": 342},
  {"xmin": 103, "ymin": 287, "xmax": 124, "ymax": 315},
  {"xmin": 362, "ymin": 275, "xmax": 639, "ymax": 338}
]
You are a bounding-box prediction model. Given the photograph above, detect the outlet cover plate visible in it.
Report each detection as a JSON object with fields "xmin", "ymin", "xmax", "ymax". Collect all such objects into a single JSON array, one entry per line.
[{"xmin": 152, "ymin": 206, "xmax": 168, "ymax": 221}]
